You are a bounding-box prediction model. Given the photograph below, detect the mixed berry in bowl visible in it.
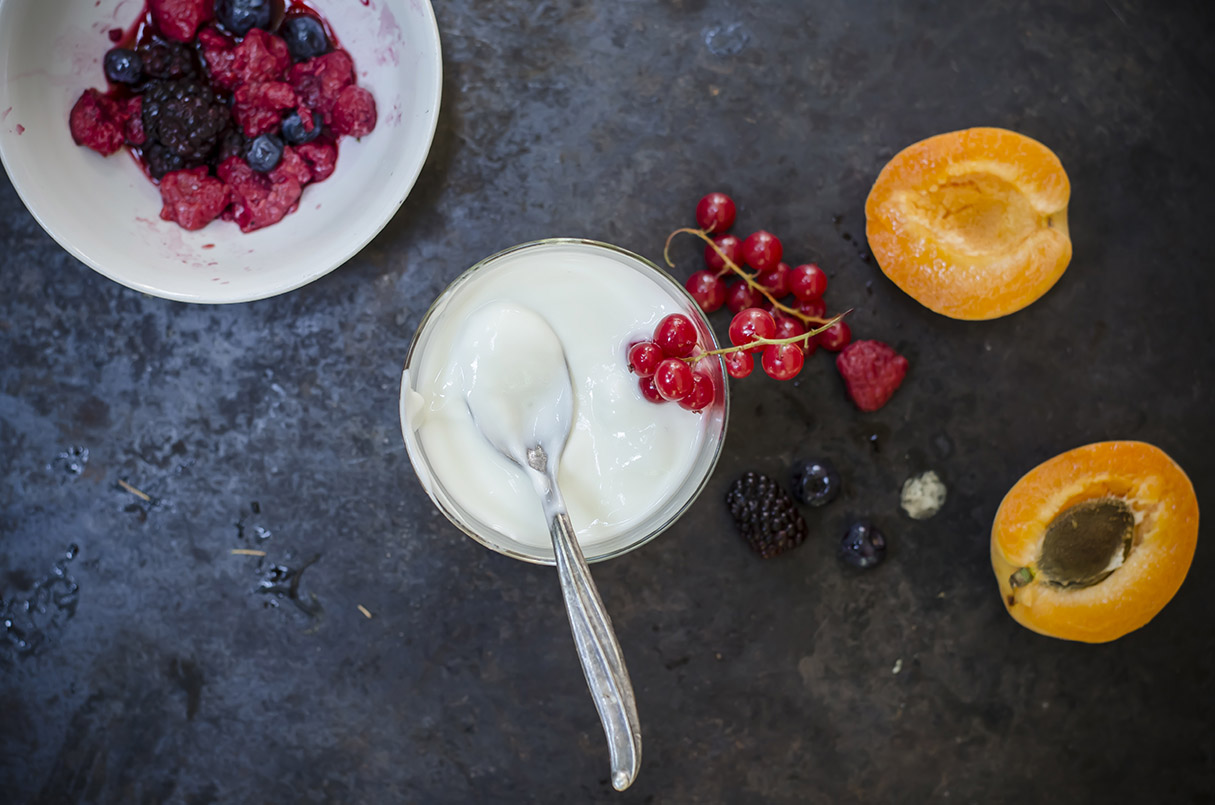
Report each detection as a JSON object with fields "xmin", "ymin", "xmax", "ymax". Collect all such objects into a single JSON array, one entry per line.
[{"xmin": 69, "ymin": 0, "xmax": 378, "ymax": 232}]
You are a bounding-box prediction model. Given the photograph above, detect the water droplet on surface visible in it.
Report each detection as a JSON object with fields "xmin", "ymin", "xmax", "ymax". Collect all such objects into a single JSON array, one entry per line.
[{"xmin": 703, "ymin": 22, "xmax": 749, "ymax": 56}]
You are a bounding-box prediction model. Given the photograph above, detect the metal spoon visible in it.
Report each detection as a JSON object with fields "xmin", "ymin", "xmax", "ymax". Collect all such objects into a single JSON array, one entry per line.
[{"xmin": 461, "ymin": 305, "xmax": 642, "ymax": 791}]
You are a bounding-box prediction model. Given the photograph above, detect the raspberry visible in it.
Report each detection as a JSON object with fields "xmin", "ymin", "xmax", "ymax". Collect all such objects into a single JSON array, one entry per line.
[
  {"xmin": 330, "ymin": 84, "xmax": 377, "ymax": 138},
  {"xmin": 272, "ymin": 146, "xmax": 313, "ymax": 187},
  {"xmin": 69, "ymin": 89, "xmax": 127, "ymax": 155},
  {"xmin": 150, "ymin": 0, "xmax": 213, "ymax": 43},
  {"xmin": 158, "ymin": 166, "xmax": 230, "ymax": 230},
  {"xmin": 123, "ymin": 96, "xmax": 146, "ymax": 146},
  {"xmin": 835, "ymin": 340, "xmax": 908, "ymax": 412},
  {"xmin": 294, "ymin": 141, "xmax": 336, "ymax": 182},
  {"xmin": 232, "ymin": 80, "xmax": 298, "ymax": 137},
  {"xmin": 218, "ymin": 151, "xmax": 307, "ymax": 232},
  {"xmin": 141, "ymin": 79, "xmax": 231, "ymax": 175},
  {"xmin": 201, "ymin": 27, "xmax": 291, "ymax": 91},
  {"xmin": 726, "ymin": 472, "xmax": 808, "ymax": 558},
  {"xmin": 288, "ymin": 50, "xmax": 355, "ymax": 124}
]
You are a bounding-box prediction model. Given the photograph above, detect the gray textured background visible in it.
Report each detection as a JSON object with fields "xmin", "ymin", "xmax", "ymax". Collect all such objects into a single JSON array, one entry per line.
[{"xmin": 3, "ymin": 0, "xmax": 1214, "ymax": 802}]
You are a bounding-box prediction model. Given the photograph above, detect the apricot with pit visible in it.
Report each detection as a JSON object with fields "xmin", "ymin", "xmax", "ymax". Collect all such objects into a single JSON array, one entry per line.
[
  {"xmin": 991, "ymin": 441, "xmax": 1199, "ymax": 643},
  {"xmin": 865, "ymin": 127, "xmax": 1071, "ymax": 320}
]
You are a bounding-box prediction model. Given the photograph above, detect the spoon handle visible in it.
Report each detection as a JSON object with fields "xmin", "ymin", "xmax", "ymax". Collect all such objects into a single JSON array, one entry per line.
[{"xmin": 549, "ymin": 510, "xmax": 642, "ymax": 791}]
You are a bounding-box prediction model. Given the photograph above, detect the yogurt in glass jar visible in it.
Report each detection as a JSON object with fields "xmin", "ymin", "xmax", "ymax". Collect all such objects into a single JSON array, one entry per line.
[{"xmin": 400, "ymin": 239, "xmax": 729, "ymax": 564}]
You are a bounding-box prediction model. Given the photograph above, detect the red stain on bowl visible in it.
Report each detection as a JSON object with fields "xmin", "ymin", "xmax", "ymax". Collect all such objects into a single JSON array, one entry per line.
[{"xmin": 15, "ymin": 124, "xmax": 24, "ymax": 134}]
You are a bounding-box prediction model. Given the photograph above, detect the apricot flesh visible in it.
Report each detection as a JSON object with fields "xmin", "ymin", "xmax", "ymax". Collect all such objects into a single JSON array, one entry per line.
[
  {"xmin": 865, "ymin": 127, "xmax": 1072, "ymax": 320},
  {"xmin": 991, "ymin": 441, "xmax": 1199, "ymax": 643}
]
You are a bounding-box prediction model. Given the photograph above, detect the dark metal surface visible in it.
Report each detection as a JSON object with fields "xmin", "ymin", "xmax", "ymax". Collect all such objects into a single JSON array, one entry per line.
[{"xmin": 3, "ymin": 1, "xmax": 1214, "ymax": 802}]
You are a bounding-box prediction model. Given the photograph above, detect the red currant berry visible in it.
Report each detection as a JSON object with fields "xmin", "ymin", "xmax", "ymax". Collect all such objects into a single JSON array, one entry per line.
[
  {"xmin": 653, "ymin": 313, "xmax": 698, "ymax": 358},
  {"xmin": 817, "ymin": 321, "xmax": 852, "ymax": 352},
  {"xmin": 796, "ymin": 297, "xmax": 826, "ymax": 320},
  {"xmin": 638, "ymin": 375, "xmax": 665, "ymax": 404},
  {"xmin": 762, "ymin": 343, "xmax": 804, "ymax": 381},
  {"xmin": 627, "ymin": 341, "xmax": 664, "ymax": 377},
  {"xmin": 678, "ymin": 371, "xmax": 715, "ymax": 412},
  {"xmin": 653, "ymin": 358, "xmax": 694, "ymax": 401},
  {"xmin": 757, "ymin": 261, "xmax": 791, "ymax": 298},
  {"xmin": 741, "ymin": 230, "xmax": 783, "ymax": 272},
  {"xmin": 695, "ymin": 192, "xmax": 736, "ymax": 233},
  {"xmin": 685, "ymin": 270, "xmax": 726, "ymax": 313},
  {"xmin": 789, "ymin": 263, "xmax": 828, "ymax": 301},
  {"xmin": 773, "ymin": 313, "xmax": 806, "ymax": 342},
  {"xmin": 725, "ymin": 281, "xmax": 761, "ymax": 314},
  {"xmin": 705, "ymin": 234, "xmax": 742, "ymax": 272},
  {"xmin": 723, "ymin": 349, "xmax": 754, "ymax": 379},
  {"xmin": 729, "ymin": 308, "xmax": 777, "ymax": 353}
]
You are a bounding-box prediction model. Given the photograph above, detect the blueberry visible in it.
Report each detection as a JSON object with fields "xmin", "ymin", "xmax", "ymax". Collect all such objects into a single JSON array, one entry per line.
[
  {"xmin": 791, "ymin": 458, "xmax": 841, "ymax": 507},
  {"xmin": 104, "ymin": 48, "xmax": 144, "ymax": 85},
  {"xmin": 244, "ymin": 133, "xmax": 284, "ymax": 172},
  {"xmin": 281, "ymin": 108, "xmax": 323, "ymax": 145},
  {"xmin": 214, "ymin": 0, "xmax": 272, "ymax": 36},
  {"xmin": 839, "ymin": 521, "xmax": 887, "ymax": 569},
  {"xmin": 281, "ymin": 16, "xmax": 330, "ymax": 62}
]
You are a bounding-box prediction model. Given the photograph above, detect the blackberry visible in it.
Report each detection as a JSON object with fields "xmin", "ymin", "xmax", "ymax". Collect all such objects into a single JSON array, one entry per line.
[
  {"xmin": 839, "ymin": 521, "xmax": 887, "ymax": 569},
  {"xmin": 141, "ymin": 141, "xmax": 187, "ymax": 180},
  {"xmin": 104, "ymin": 48, "xmax": 143, "ymax": 85},
  {"xmin": 216, "ymin": 126, "xmax": 247, "ymax": 163},
  {"xmin": 142, "ymin": 80, "xmax": 232, "ymax": 172},
  {"xmin": 726, "ymin": 472, "xmax": 809, "ymax": 559},
  {"xmin": 137, "ymin": 40, "xmax": 200, "ymax": 81},
  {"xmin": 792, "ymin": 458, "xmax": 841, "ymax": 507},
  {"xmin": 282, "ymin": 16, "xmax": 330, "ymax": 62}
]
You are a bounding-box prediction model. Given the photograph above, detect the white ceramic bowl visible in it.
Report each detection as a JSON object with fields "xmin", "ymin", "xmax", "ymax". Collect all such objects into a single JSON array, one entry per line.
[{"xmin": 0, "ymin": 0, "xmax": 441, "ymax": 303}]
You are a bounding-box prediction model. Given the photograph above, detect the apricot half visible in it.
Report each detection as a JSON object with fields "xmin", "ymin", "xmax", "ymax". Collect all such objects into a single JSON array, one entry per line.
[
  {"xmin": 865, "ymin": 127, "xmax": 1072, "ymax": 320},
  {"xmin": 991, "ymin": 441, "xmax": 1199, "ymax": 643}
]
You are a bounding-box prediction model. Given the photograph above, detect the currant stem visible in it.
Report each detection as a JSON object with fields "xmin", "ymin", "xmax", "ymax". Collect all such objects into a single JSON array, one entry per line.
[
  {"xmin": 664, "ymin": 227, "xmax": 830, "ymax": 326},
  {"xmin": 682, "ymin": 310, "xmax": 851, "ymax": 365}
]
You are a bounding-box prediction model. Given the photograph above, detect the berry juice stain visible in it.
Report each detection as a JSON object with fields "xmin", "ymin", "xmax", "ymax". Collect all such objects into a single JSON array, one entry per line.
[{"xmin": 1, "ymin": 545, "xmax": 81, "ymax": 659}]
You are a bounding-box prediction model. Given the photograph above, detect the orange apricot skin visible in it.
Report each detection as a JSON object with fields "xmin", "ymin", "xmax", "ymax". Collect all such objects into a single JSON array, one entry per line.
[
  {"xmin": 991, "ymin": 441, "xmax": 1199, "ymax": 643},
  {"xmin": 865, "ymin": 127, "xmax": 1072, "ymax": 321}
]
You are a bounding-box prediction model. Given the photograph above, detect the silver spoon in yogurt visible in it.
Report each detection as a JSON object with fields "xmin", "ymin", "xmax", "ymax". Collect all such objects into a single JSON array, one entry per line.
[{"xmin": 456, "ymin": 302, "xmax": 642, "ymax": 791}]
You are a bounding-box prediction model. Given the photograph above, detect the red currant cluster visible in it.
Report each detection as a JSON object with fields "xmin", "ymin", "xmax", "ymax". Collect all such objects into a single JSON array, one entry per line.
[
  {"xmin": 627, "ymin": 314, "xmax": 716, "ymax": 411},
  {"xmin": 664, "ymin": 192, "xmax": 853, "ymax": 383}
]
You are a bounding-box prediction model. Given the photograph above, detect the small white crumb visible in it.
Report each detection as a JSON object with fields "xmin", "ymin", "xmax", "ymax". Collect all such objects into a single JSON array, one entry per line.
[
  {"xmin": 357, "ymin": 605, "xmax": 373, "ymax": 619},
  {"xmin": 901, "ymin": 470, "xmax": 947, "ymax": 520},
  {"xmin": 892, "ymin": 658, "xmax": 903, "ymax": 675}
]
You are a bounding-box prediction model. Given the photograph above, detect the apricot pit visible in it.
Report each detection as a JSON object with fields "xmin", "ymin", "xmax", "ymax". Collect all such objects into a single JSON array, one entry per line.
[
  {"xmin": 991, "ymin": 441, "xmax": 1199, "ymax": 643},
  {"xmin": 865, "ymin": 127, "xmax": 1072, "ymax": 320}
]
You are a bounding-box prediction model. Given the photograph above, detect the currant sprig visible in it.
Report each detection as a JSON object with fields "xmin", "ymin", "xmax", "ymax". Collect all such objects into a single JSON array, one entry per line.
[
  {"xmin": 664, "ymin": 227, "xmax": 831, "ymax": 328},
  {"xmin": 629, "ymin": 192, "xmax": 859, "ymax": 406}
]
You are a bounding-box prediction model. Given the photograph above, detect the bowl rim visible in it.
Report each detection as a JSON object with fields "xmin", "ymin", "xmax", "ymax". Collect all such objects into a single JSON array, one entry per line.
[
  {"xmin": 0, "ymin": 0, "xmax": 444, "ymax": 305},
  {"xmin": 399, "ymin": 237, "xmax": 731, "ymax": 566}
]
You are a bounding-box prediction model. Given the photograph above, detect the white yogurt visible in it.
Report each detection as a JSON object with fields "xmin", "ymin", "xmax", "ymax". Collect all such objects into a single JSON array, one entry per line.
[{"xmin": 403, "ymin": 245, "xmax": 712, "ymax": 551}]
